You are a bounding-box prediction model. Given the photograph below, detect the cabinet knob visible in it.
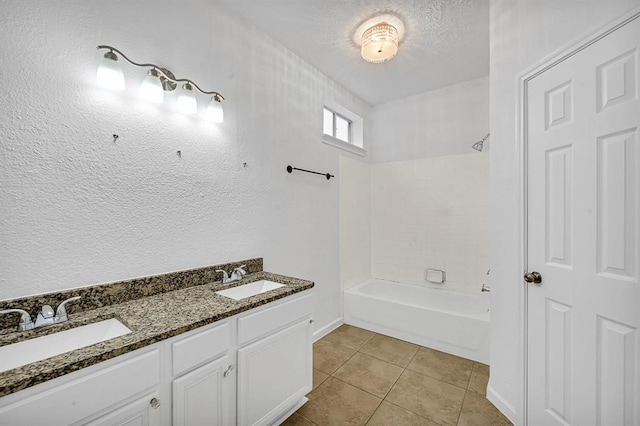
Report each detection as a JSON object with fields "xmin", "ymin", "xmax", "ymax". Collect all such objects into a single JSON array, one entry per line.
[
  {"xmin": 149, "ymin": 398, "xmax": 161, "ymax": 409},
  {"xmin": 223, "ymin": 365, "xmax": 235, "ymax": 377},
  {"xmin": 309, "ymin": 319, "xmax": 315, "ymax": 324}
]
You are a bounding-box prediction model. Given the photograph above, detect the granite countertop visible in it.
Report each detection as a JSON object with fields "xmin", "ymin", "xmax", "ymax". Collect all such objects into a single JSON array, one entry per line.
[{"xmin": 0, "ymin": 271, "xmax": 313, "ymax": 398}]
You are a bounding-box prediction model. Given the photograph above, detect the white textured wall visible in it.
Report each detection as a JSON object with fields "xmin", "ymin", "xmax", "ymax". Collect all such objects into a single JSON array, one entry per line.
[
  {"xmin": 339, "ymin": 156, "xmax": 372, "ymax": 299},
  {"xmin": 489, "ymin": 0, "xmax": 640, "ymax": 423},
  {"xmin": 0, "ymin": 0, "xmax": 371, "ymax": 333},
  {"xmin": 370, "ymin": 77, "xmax": 489, "ymax": 163},
  {"xmin": 370, "ymin": 154, "xmax": 489, "ymax": 293}
]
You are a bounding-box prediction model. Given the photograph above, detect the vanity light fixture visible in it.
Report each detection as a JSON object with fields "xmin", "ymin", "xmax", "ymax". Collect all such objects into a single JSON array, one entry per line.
[
  {"xmin": 95, "ymin": 45, "xmax": 225, "ymax": 122},
  {"xmin": 354, "ymin": 14, "xmax": 404, "ymax": 64}
]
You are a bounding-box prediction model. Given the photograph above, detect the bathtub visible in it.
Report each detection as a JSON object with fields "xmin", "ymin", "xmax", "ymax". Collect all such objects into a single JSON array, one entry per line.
[{"xmin": 344, "ymin": 279, "xmax": 490, "ymax": 363}]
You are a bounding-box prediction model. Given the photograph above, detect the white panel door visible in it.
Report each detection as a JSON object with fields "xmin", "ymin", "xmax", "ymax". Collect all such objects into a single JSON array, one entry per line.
[{"xmin": 527, "ymin": 13, "xmax": 640, "ymax": 426}]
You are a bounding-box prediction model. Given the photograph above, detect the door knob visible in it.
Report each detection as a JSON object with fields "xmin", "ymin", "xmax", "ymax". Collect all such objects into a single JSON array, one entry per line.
[
  {"xmin": 149, "ymin": 398, "xmax": 161, "ymax": 409},
  {"xmin": 524, "ymin": 271, "xmax": 542, "ymax": 284}
]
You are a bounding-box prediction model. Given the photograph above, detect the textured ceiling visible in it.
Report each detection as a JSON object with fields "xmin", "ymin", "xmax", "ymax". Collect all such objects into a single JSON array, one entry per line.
[{"xmin": 213, "ymin": 0, "xmax": 489, "ymax": 105}]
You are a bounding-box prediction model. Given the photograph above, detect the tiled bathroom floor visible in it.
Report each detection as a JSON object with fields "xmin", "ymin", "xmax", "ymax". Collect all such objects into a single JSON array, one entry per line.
[{"xmin": 283, "ymin": 325, "xmax": 512, "ymax": 426}]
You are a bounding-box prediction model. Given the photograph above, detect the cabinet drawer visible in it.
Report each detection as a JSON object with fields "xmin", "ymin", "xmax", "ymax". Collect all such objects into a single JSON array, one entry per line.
[
  {"xmin": 172, "ymin": 321, "xmax": 230, "ymax": 376},
  {"xmin": 238, "ymin": 293, "xmax": 312, "ymax": 346},
  {"xmin": 0, "ymin": 349, "xmax": 160, "ymax": 425}
]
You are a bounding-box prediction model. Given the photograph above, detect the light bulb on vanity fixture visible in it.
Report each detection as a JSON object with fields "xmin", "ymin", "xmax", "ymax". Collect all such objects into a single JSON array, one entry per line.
[
  {"xmin": 140, "ymin": 68, "xmax": 164, "ymax": 103},
  {"xmin": 96, "ymin": 50, "xmax": 125, "ymax": 90},
  {"xmin": 176, "ymin": 83, "xmax": 198, "ymax": 115},
  {"xmin": 95, "ymin": 45, "xmax": 225, "ymax": 122},
  {"xmin": 206, "ymin": 94, "xmax": 224, "ymax": 123}
]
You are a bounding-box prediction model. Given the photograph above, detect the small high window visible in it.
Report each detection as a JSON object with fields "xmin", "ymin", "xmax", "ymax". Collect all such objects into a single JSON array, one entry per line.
[
  {"xmin": 323, "ymin": 107, "xmax": 351, "ymax": 144},
  {"xmin": 322, "ymin": 102, "xmax": 365, "ymax": 156}
]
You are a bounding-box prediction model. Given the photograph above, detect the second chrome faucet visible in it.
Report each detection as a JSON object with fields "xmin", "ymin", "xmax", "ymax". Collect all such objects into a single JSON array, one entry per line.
[{"xmin": 216, "ymin": 265, "xmax": 247, "ymax": 284}]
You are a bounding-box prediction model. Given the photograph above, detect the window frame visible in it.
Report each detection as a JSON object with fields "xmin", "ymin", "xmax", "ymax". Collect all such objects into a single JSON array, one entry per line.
[
  {"xmin": 323, "ymin": 107, "xmax": 352, "ymax": 144},
  {"xmin": 322, "ymin": 103, "xmax": 366, "ymax": 157}
]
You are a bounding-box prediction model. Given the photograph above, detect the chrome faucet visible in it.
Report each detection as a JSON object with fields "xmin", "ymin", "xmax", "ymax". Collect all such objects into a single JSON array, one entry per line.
[
  {"xmin": 216, "ymin": 265, "xmax": 247, "ymax": 284},
  {"xmin": 35, "ymin": 296, "xmax": 81, "ymax": 328},
  {"xmin": 0, "ymin": 308, "xmax": 34, "ymax": 331},
  {"xmin": 35, "ymin": 304, "xmax": 56, "ymax": 328},
  {"xmin": 230, "ymin": 265, "xmax": 247, "ymax": 281},
  {"xmin": 1, "ymin": 296, "xmax": 81, "ymax": 332}
]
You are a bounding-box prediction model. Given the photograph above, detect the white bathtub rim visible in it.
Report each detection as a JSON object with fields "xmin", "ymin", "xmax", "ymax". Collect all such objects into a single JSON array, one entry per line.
[{"xmin": 346, "ymin": 279, "xmax": 491, "ymax": 321}]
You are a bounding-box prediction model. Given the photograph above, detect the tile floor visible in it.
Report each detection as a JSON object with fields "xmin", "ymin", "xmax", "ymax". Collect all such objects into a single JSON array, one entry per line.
[{"xmin": 283, "ymin": 325, "xmax": 512, "ymax": 426}]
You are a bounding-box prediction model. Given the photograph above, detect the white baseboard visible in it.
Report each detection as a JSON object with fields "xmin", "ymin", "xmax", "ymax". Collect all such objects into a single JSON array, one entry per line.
[
  {"xmin": 487, "ymin": 383, "xmax": 519, "ymax": 425},
  {"xmin": 312, "ymin": 317, "xmax": 343, "ymax": 342},
  {"xmin": 273, "ymin": 397, "xmax": 308, "ymax": 425}
]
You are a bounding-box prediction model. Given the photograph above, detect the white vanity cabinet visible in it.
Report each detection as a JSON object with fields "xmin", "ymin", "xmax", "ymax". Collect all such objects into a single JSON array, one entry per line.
[
  {"xmin": 0, "ymin": 289, "xmax": 313, "ymax": 426},
  {"xmin": 236, "ymin": 293, "xmax": 313, "ymax": 426}
]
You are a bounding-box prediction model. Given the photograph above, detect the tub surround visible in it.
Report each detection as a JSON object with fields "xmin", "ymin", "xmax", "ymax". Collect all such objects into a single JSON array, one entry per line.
[{"xmin": 0, "ymin": 258, "xmax": 314, "ymax": 397}]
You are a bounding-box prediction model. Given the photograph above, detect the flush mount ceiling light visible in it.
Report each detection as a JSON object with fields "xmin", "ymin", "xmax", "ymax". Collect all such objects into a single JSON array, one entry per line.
[
  {"xmin": 354, "ymin": 14, "xmax": 405, "ymax": 64},
  {"xmin": 95, "ymin": 45, "xmax": 225, "ymax": 123}
]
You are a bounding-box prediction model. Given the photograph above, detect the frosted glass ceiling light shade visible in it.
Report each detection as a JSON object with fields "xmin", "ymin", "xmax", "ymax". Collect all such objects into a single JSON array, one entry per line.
[
  {"xmin": 361, "ymin": 23, "xmax": 399, "ymax": 63},
  {"xmin": 176, "ymin": 83, "xmax": 198, "ymax": 115},
  {"xmin": 140, "ymin": 69, "xmax": 164, "ymax": 103},
  {"xmin": 96, "ymin": 51, "xmax": 125, "ymax": 90},
  {"xmin": 206, "ymin": 94, "xmax": 224, "ymax": 123}
]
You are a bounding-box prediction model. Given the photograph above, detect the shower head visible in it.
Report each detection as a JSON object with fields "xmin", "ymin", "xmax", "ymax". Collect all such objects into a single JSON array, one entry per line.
[{"xmin": 471, "ymin": 133, "xmax": 490, "ymax": 152}]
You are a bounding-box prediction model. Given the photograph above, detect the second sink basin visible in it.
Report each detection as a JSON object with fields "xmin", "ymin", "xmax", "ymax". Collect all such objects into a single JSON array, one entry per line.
[
  {"xmin": 216, "ymin": 280, "xmax": 286, "ymax": 301},
  {"xmin": 0, "ymin": 318, "xmax": 132, "ymax": 374}
]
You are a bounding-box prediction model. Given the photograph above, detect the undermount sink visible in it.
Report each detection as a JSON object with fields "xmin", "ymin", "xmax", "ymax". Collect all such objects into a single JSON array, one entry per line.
[
  {"xmin": 0, "ymin": 318, "xmax": 132, "ymax": 374},
  {"xmin": 215, "ymin": 280, "xmax": 286, "ymax": 301}
]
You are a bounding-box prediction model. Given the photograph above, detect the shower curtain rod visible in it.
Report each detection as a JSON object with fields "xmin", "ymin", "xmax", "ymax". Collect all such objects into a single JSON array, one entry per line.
[{"xmin": 286, "ymin": 165, "xmax": 334, "ymax": 180}]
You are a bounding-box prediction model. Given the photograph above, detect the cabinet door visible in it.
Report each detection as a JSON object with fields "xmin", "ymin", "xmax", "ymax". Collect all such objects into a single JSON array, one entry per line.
[
  {"xmin": 173, "ymin": 354, "xmax": 233, "ymax": 426},
  {"xmin": 83, "ymin": 393, "xmax": 161, "ymax": 426},
  {"xmin": 237, "ymin": 319, "xmax": 312, "ymax": 426}
]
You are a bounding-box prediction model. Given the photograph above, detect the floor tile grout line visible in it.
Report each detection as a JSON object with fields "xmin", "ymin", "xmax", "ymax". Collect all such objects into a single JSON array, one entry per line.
[
  {"xmin": 329, "ymin": 374, "xmax": 386, "ymax": 401},
  {"xmin": 378, "ymin": 399, "xmax": 447, "ymax": 426},
  {"xmin": 455, "ymin": 389, "xmax": 470, "ymax": 426},
  {"xmin": 362, "ymin": 391, "xmax": 385, "ymax": 426},
  {"xmin": 356, "ymin": 335, "xmax": 421, "ymax": 368},
  {"xmin": 403, "ymin": 347, "xmax": 473, "ymax": 393},
  {"xmin": 295, "ymin": 411, "xmax": 318, "ymax": 426},
  {"xmin": 465, "ymin": 362, "xmax": 477, "ymax": 391}
]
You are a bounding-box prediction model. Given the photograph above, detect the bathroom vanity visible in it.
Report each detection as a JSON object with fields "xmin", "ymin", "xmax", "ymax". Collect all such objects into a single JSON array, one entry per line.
[{"xmin": 0, "ymin": 259, "xmax": 313, "ymax": 425}]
